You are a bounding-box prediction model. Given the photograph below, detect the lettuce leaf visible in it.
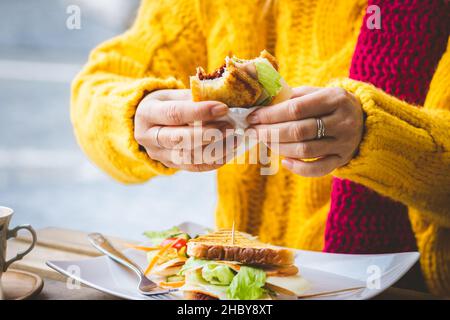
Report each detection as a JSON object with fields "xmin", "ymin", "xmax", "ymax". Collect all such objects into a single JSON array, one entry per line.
[
  {"xmin": 254, "ymin": 59, "xmax": 282, "ymax": 98},
  {"xmin": 185, "ymin": 269, "xmax": 229, "ymax": 298},
  {"xmin": 226, "ymin": 266, "xmax": 266, "ymax": 300},
  {"xmin": 180, "ymin": 258, "xmax": 236, "ymax": 286},
  {"xmin": 202, "ymin": 264, "xmax": 235, "ymax": 286},
  {"xmin": 255, "ymin": 88, "xmax": 272, "ymax": 106},
  {"xmin": 143, "ymin": 226, "xmax": 183, "ymax": 244}
]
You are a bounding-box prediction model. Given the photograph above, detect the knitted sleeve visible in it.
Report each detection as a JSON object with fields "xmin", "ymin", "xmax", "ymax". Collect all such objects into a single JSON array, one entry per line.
[
  {"xmin": 70, "ymin": 0, "xmax": 206, "ymax": 183},
  {"xmin": 330, "ymin": 45, "xmax": 450, "ymax": 228}
]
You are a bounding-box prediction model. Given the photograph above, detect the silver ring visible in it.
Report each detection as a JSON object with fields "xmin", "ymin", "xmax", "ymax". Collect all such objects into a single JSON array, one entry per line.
[
  {"xmin": 154, "ymin": 126, "xmax": 163, "ymax": 148},
  {"xmin": 316, "ymin": 118, "xmax": 325, "ymax": 139}
]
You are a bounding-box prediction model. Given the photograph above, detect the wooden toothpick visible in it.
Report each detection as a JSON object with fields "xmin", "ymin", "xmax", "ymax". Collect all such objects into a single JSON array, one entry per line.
[{"xmin": 231, "ymin": 220, "xmax": 235, "ymax": 245}]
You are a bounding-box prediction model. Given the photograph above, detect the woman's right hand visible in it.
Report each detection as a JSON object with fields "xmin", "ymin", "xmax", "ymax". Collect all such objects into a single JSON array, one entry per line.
[{"xmin": 134, "ymin": 89, "xmax": 235, "ymax": 172}]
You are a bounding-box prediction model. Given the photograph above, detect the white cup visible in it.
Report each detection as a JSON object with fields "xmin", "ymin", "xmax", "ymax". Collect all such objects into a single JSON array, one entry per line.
[{"xmin": 0, "ymin": 206, "xmax": 37, "ymax": 299}]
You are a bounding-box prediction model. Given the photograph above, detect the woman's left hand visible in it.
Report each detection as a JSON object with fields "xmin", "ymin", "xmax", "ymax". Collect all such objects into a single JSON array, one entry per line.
[{"xmin": 247, "ymin": 86, "xmax": 364, "ymax": 177}]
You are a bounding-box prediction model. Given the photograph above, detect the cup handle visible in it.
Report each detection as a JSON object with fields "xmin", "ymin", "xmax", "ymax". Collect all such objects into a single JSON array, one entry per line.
[{"xmin": 4, "ymin": 225, "xmax": 37, "ymax": 271}]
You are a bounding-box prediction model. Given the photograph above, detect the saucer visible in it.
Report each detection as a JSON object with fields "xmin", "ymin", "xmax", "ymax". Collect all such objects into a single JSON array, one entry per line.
[{"xmin": 1, "ymin": 269, "xmax": 43, "ymax": 300}]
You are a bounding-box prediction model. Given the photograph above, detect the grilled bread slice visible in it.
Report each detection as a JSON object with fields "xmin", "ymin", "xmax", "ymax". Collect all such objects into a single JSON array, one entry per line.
[
  {"xmin": 186, "ymin": 229, "xmax": 295, "ymax": 266},
  {"xmin": 190, "ymin": 63, "xmax": 262, "ymax": 108},
  {"xmin": 259, "ymin": 49, "xmax": 279, "ymax": 70}
]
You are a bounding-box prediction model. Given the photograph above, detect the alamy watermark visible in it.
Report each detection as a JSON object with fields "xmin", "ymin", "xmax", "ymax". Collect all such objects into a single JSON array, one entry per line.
[
  {"xmin": 366, "ymin": 5, "xmax": 381, "ymax": 30},
  {"xmin": 163, "ymin": 123, "xmax": 280, "ymax": 175},
  {"xmin": 366, "ymin": 265, "xmax": 382, "ymax": 290},
  {"xmin": 66, "ymin": 5, "xmax": 81, "ymax": 30},
  {"xmin": 66, "ymin": 264, "xmax": 82, "ymax": 290}
]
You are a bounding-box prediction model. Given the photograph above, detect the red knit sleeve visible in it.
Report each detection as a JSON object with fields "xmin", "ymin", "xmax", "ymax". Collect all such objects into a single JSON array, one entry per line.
[{"xmin": 324, "ymin": 0, "xmax": 450, "ymax": 254}]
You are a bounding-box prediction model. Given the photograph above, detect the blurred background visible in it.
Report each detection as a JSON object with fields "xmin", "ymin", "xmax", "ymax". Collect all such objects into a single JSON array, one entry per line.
[{"xmin": 0, "ymin": 0, "xmax": 216, "ymax": 240}]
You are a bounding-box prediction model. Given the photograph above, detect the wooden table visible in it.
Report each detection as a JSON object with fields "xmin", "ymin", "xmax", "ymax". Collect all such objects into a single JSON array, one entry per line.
[{"xmin": 6, "ymin": 227, "xmax": 441, "ymax": 300}]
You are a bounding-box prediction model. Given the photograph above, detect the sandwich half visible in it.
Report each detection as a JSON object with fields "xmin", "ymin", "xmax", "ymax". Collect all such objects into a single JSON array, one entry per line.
[
  {"xmin": 180, "ymin": 230, "xmax": 309, "ymax": 300},
  {"xmin": 190, "ymin": 50, "xmax": 292, "ymax": 108}
]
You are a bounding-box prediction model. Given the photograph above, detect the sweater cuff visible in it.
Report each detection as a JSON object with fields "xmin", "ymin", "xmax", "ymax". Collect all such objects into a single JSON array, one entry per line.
[
  {"xmin": 115, "ymin": 76, "xmax": 185, "ymax": 177},
  {"xmin": 328, "ymin": 78, "xmax": 437, "ymax": 199},
  {"xmin": 71, "ymin": 74, "xmax": 186, "ymax": 183},
  {"xmin": 327, "ymin": 77, "xmax": 450, "ymax": 231}
]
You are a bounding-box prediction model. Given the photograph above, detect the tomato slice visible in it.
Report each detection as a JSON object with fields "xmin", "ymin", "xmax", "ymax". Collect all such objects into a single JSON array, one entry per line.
[{"xmin": 161, "ymin": 237, "xmax": 187, "ymax": 250}]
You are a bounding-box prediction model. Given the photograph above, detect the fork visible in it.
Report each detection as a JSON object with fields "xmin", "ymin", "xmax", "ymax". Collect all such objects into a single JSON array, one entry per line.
[{"xmin": 88, "ymin": 232, "xmax": 177, "ymax": 296}]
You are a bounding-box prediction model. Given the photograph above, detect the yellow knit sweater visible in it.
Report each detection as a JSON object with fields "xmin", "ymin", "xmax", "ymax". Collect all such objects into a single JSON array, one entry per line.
[{"xmin": 71, "ymin": 0, "xmax": 450, "ymax": 296}]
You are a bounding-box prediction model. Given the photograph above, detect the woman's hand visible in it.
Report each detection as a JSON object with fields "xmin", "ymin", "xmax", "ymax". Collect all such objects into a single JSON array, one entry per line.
[
  {"xmin": 135, "ymin": 89, "xmax": 235, "ymax": 172},
  {"xmin": 248, "ymin": 86, "xmax": 364, "ymax": 177}
]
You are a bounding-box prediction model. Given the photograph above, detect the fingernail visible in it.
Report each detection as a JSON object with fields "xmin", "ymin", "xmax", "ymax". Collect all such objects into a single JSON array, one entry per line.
[
  {"xmin": 282, "ymin": 159, "xmax": 293, "ymax": 169},
  {"xmin": 212, "ymin": 104, "xmax": 228, "ymax": 116},
  {"xmin": 247, "ymin": 114, "xmax": 260, "ymax": 124}
]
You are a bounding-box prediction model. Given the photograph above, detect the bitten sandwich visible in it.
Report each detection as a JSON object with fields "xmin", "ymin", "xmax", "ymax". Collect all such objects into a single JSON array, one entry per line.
[
  {"xmin": 190, "ymin": 50, "xmax": 292, "ymax": 108},
  {"xmin": 180, "ymin": 230, "xmax": 309, "ymax": 300}
]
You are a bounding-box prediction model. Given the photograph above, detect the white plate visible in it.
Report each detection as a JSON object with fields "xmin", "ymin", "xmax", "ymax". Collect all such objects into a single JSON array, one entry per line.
[{"xmin": 47, "ymin": 222, "xmax": 419, "ymax": 300}]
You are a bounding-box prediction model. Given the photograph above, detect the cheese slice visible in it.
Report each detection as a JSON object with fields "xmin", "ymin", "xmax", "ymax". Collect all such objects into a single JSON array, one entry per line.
[
  {"xmin": 265, "ymin": 275, "xmax": 310, "ymax": 296},
  {"xmin": 151, "ymin": 257, "xmax": 186, "ymax": 276},
  {"xmin": 181, "ymin": 270, "xmax": 229, "ymax": 300}
]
